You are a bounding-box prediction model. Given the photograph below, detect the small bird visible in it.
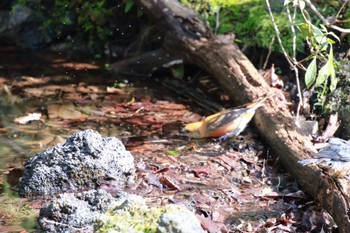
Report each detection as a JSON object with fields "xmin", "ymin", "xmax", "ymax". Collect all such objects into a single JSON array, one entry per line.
[
  {"xmin": 183, "ymin": 96, "xmax": 270, "ymax": 140},
  {"xmin": 299, "ymin": 137, "xmax": 350, "ymax": 178}
]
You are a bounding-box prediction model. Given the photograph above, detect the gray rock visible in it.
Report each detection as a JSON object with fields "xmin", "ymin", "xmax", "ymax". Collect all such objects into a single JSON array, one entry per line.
[
  {"xmin": 299, "ymin": 137, "xmax": 350, "ymax": 164},
  {"xmin": 0, "ymin": 5, "xmax": 31, "ymax": 34},
  {"xmin": 9, "ymin": 5, "xmax": 32, "ymax": 29},
  {"xmin": 18, "ymin": 129, "xmax": 134, "ymax": 197},
  {"xmin": 157, "ymin": 205, "xmax": 205, "ymax": 233},
  {"xmin": 299, "ymin": 137, "xmax": 350, "ymax": 177},
  {"xmin": 0, "ymin": 4, "xmax": 53, "ymax": 49},
  {"xmin": 38, "ymin": 189, "xmax": 113, "ymax": 233},
  {"xmin": 0, "ymin": 11, "xmax": 12, "ymax": 33}
]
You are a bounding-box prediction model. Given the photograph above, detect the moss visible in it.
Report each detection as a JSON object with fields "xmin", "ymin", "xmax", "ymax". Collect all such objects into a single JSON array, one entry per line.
[
  {"xmin": 94, "ymin": 195, "xmax": 186, "ymax": 233},
  {"xmin": 181, "ymin": 0, "xmax": 305, "ymax": 54},
  {"xmin": 0, "ymin": 193, "xmax": 37, "ymax": 230}
]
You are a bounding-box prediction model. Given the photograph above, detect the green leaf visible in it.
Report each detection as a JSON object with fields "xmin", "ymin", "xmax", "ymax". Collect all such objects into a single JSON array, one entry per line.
[
  {"xmin": 171, "ymin": 64, "xmax": 185, "ymax": 79},
  {"xmin": 313, "ymin": 26, "xmax": 327, "ymax": 45},
  {"xmin": 305, "ymin": 57, "xmax": 317, "ymax": 88},
  {"xmin": 167, "ymin": 150, "xmax": 180, "ymax": 156},
  {"xmin": 329, "ymin": 71, "xmax": 337, "ymax": 92},
  {"xmin": 328, "ymin": 31, "xmax": 340, "ymax": 42},
  {"xmin": 315, "ymin": 62, "xmax": 330, "ymax": 87},
  {"xmin": 328, "ymin": 45, "xmax": 334, "ymax": 64},
  {"xmin": 320, "ymin": 24, "xmax": 328, "ymax": 32},
  {"xmin": 137, "ymin": 8, "xmax": 144, "ymax": 17},
  {"xmin": 299, "ymin": 23, "xmax": 313, "ymax": 38},
  {"xmin": 114, "ymin": 81, "xmax": 127, "ymax": 88},
  {"xmin": 124, "ymin": 0, "xmax": 134, "ymax": 13},
  {"xmin": 326, "ymin": 38, "xmax": 335, "ymax": 45},
  {"xmin": 328, "ymin": 46, "xmax": 337, "ymax": 91}
]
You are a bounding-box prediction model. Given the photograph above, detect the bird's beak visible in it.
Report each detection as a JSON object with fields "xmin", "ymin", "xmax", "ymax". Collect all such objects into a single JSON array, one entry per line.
[{"xmin": 180, "ymin": 127, "xmax": 190, "ymax": 135}]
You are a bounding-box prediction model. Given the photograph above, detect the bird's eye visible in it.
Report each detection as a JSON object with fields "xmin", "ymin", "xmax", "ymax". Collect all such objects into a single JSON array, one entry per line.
[{"xmin": 180, "ymin": 128, "xmax": 190, "ymax": 134}]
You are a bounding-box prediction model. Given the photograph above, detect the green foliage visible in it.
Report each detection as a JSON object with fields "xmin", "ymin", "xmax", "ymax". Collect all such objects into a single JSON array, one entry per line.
[
  {"xmin": 181, "ymin": 0, "xmax": 305, "ymax": 54},
  {"xmin": 170, "ymin": 64, "xmax": 185, "ymax": 79},
  {"xmin": 305, "ymin": 57, "xmax": 317, "ymax": 88},
  {"xmin": 299, "ymin": 7, "xmax": 340, "ymax": 109},
  {"xmin": 167, "ymin": 149, "xmax": 181, "ymax": 156},
  {"xmin": 303, "ymin": 25, "xmax": 339, "ymax": 88},
  {"xmin": 14, "ymin": 0, "xmax": 131, "ymax": 53},
  {"xmin": 182, "ymin": 0, "xmax": 343, "ymax": 112},
  {"xmin": 124, "ymin": 0, "xmax": 134, "ymax": 13}
]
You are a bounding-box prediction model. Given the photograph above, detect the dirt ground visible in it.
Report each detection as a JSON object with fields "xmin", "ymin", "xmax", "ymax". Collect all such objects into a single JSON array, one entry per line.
[{"xmin": 0, "ymin": 45, "xmax": 336, "ymax": 232}]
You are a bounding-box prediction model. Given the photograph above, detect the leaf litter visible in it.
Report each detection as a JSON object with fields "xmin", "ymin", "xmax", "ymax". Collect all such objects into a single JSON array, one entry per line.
[{"xmin": 0, "ymin": 47, "xmax": 336, "ymax": 232}]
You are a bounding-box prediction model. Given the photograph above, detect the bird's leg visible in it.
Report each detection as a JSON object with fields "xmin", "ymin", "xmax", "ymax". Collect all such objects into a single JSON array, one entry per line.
[{"xmin": 218, "ymin": 132, "xmax": 236, "ymax": 141}]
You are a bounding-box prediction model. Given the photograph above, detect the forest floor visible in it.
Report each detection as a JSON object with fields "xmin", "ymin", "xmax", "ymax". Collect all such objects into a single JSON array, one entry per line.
[{"xmin": 0, "ymin": 45, "xmax": 335, "ymax": 232}]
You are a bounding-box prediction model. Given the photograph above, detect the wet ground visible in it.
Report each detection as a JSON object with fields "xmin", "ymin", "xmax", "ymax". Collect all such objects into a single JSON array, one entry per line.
[{"xmin": 0, "ymin": 45, "xmax": 336, "ymax": 232}]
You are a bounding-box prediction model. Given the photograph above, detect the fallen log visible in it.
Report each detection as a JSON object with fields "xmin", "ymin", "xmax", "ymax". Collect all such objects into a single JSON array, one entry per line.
[{"xmin": 134, "ymin": 0, "xmax": 350, "ymax": 232}]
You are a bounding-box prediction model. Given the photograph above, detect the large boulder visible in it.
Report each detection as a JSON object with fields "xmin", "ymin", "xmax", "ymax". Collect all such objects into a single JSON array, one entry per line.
[
  {"xmin": 18, "ymin": 129, "xmax": 134, "ymax": 197},
  {"xmin": 0, "ymin": 3, "xmax": 54, "ymax": 49}
]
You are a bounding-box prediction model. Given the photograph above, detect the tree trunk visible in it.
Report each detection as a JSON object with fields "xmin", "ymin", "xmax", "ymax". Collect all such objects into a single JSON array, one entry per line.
[{"xmin": 135, "ymin": 0, "xmax": 350, "ymax": 231}]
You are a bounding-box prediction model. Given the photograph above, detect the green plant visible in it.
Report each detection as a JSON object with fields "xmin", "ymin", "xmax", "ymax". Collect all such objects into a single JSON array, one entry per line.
[
  {"xmin": 303, "ymin": 24, "xmax": 339, "ymax": 105},
  {"xmin": 292, "ymin": 0, "xmax": 340, "ymax": 110},
  {"xmin": 181, "ymin": 0, "xmax": 305, "ymax": 54},
  {"xmin": 14, "ymin": 0, "xmax": 130, "ymax": 53},
  {"xmin": 183, "ymin": 0, "xmax": 346, "ymax": 113},
  {"xmin": 264, "ymin": 0, "xmax": 342, "ymax": 114}
]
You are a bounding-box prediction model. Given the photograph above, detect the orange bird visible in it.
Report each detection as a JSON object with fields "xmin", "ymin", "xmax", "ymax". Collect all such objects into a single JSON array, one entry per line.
[{"xmin": 183, "ymin": 96, "xmax": 269, "ymax": 140}]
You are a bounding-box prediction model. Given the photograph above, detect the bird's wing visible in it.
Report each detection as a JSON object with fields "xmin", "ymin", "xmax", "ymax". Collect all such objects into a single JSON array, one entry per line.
[{"xmin": 205, "ymin": 108, "xmax": 245, "ymax": 132}]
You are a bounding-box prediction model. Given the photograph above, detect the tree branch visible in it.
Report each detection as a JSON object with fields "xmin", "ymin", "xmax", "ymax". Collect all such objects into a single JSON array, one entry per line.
[{"xmin": 305, "ymin": 0, "xmax": 350, "ymax": 33}]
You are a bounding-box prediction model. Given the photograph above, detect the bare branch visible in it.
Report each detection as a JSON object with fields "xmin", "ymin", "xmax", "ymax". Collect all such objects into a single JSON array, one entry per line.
[
  {"xmin": 304, "ymin": 0, "xmax": 350, "ymax": 33},
  {"xmin": 265, "ymin": 0, "xmax": 293, "ymax": 67},
  {"xmin": 286, "ymin": 3, "xmax": 303, "ymax": 120},
  {"xmin": 335, "ymin": 0, "xmax": 350, "ymax": 20},
  {"xmin": 266, "ymin": 0, "xmax": 303, "ymax": 120}
]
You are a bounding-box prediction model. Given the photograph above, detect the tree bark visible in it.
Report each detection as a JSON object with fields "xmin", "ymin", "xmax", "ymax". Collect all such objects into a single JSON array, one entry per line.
[{"xmin": 135, "ymin": 0, "xmax": 350, "ymax": 232}]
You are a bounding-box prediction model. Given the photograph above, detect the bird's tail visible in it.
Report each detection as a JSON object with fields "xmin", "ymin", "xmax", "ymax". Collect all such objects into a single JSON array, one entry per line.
[{"xmin": 245, "ymin": 94, "xmax": 273, "ymax": 110}]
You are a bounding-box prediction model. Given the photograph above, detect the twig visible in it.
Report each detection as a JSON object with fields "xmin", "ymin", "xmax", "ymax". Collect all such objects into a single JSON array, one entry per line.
[
  {"xmin": 286, "ymin": 5, "xmax": 297, "ymax": 59},
  {"xmin": 265, "ymin": 0, "xmax": 303, "ymax": 120},
  {"xmin": 265, "ymin": 0, "xmax": 293, "ymax": 68},
  {"xmin": 286, "ymin": 2, "xmax": 303, "ymax": 120},
  {"xmin": 215, "ymin": 6, "xmax": 221, "ymax": 34},
  {"xmin": 316, "ymin": 113, "xmax": 339, "ymax": 142},
  {"xmin": 335, "ymin": 0, "xmax": 350, "ymax": 21},
  {"xmin": 304, "ymin": 0, "xmax": 350, "ymax": 33},
  {"xmin": 263, "ymin": 36, "xmax": 275, "ymax": 70}
]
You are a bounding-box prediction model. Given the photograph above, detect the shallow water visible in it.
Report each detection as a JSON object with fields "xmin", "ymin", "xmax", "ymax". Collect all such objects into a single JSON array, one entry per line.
[{"xmin": 0, "ymin": 47, "xmax": 135, "ymax": 231}]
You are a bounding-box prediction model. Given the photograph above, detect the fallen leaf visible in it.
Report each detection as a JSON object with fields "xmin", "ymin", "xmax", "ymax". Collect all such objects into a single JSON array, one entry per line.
[{"xmin": 14, "ymin": 113, "xmax": 42, "ymax": 124}]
